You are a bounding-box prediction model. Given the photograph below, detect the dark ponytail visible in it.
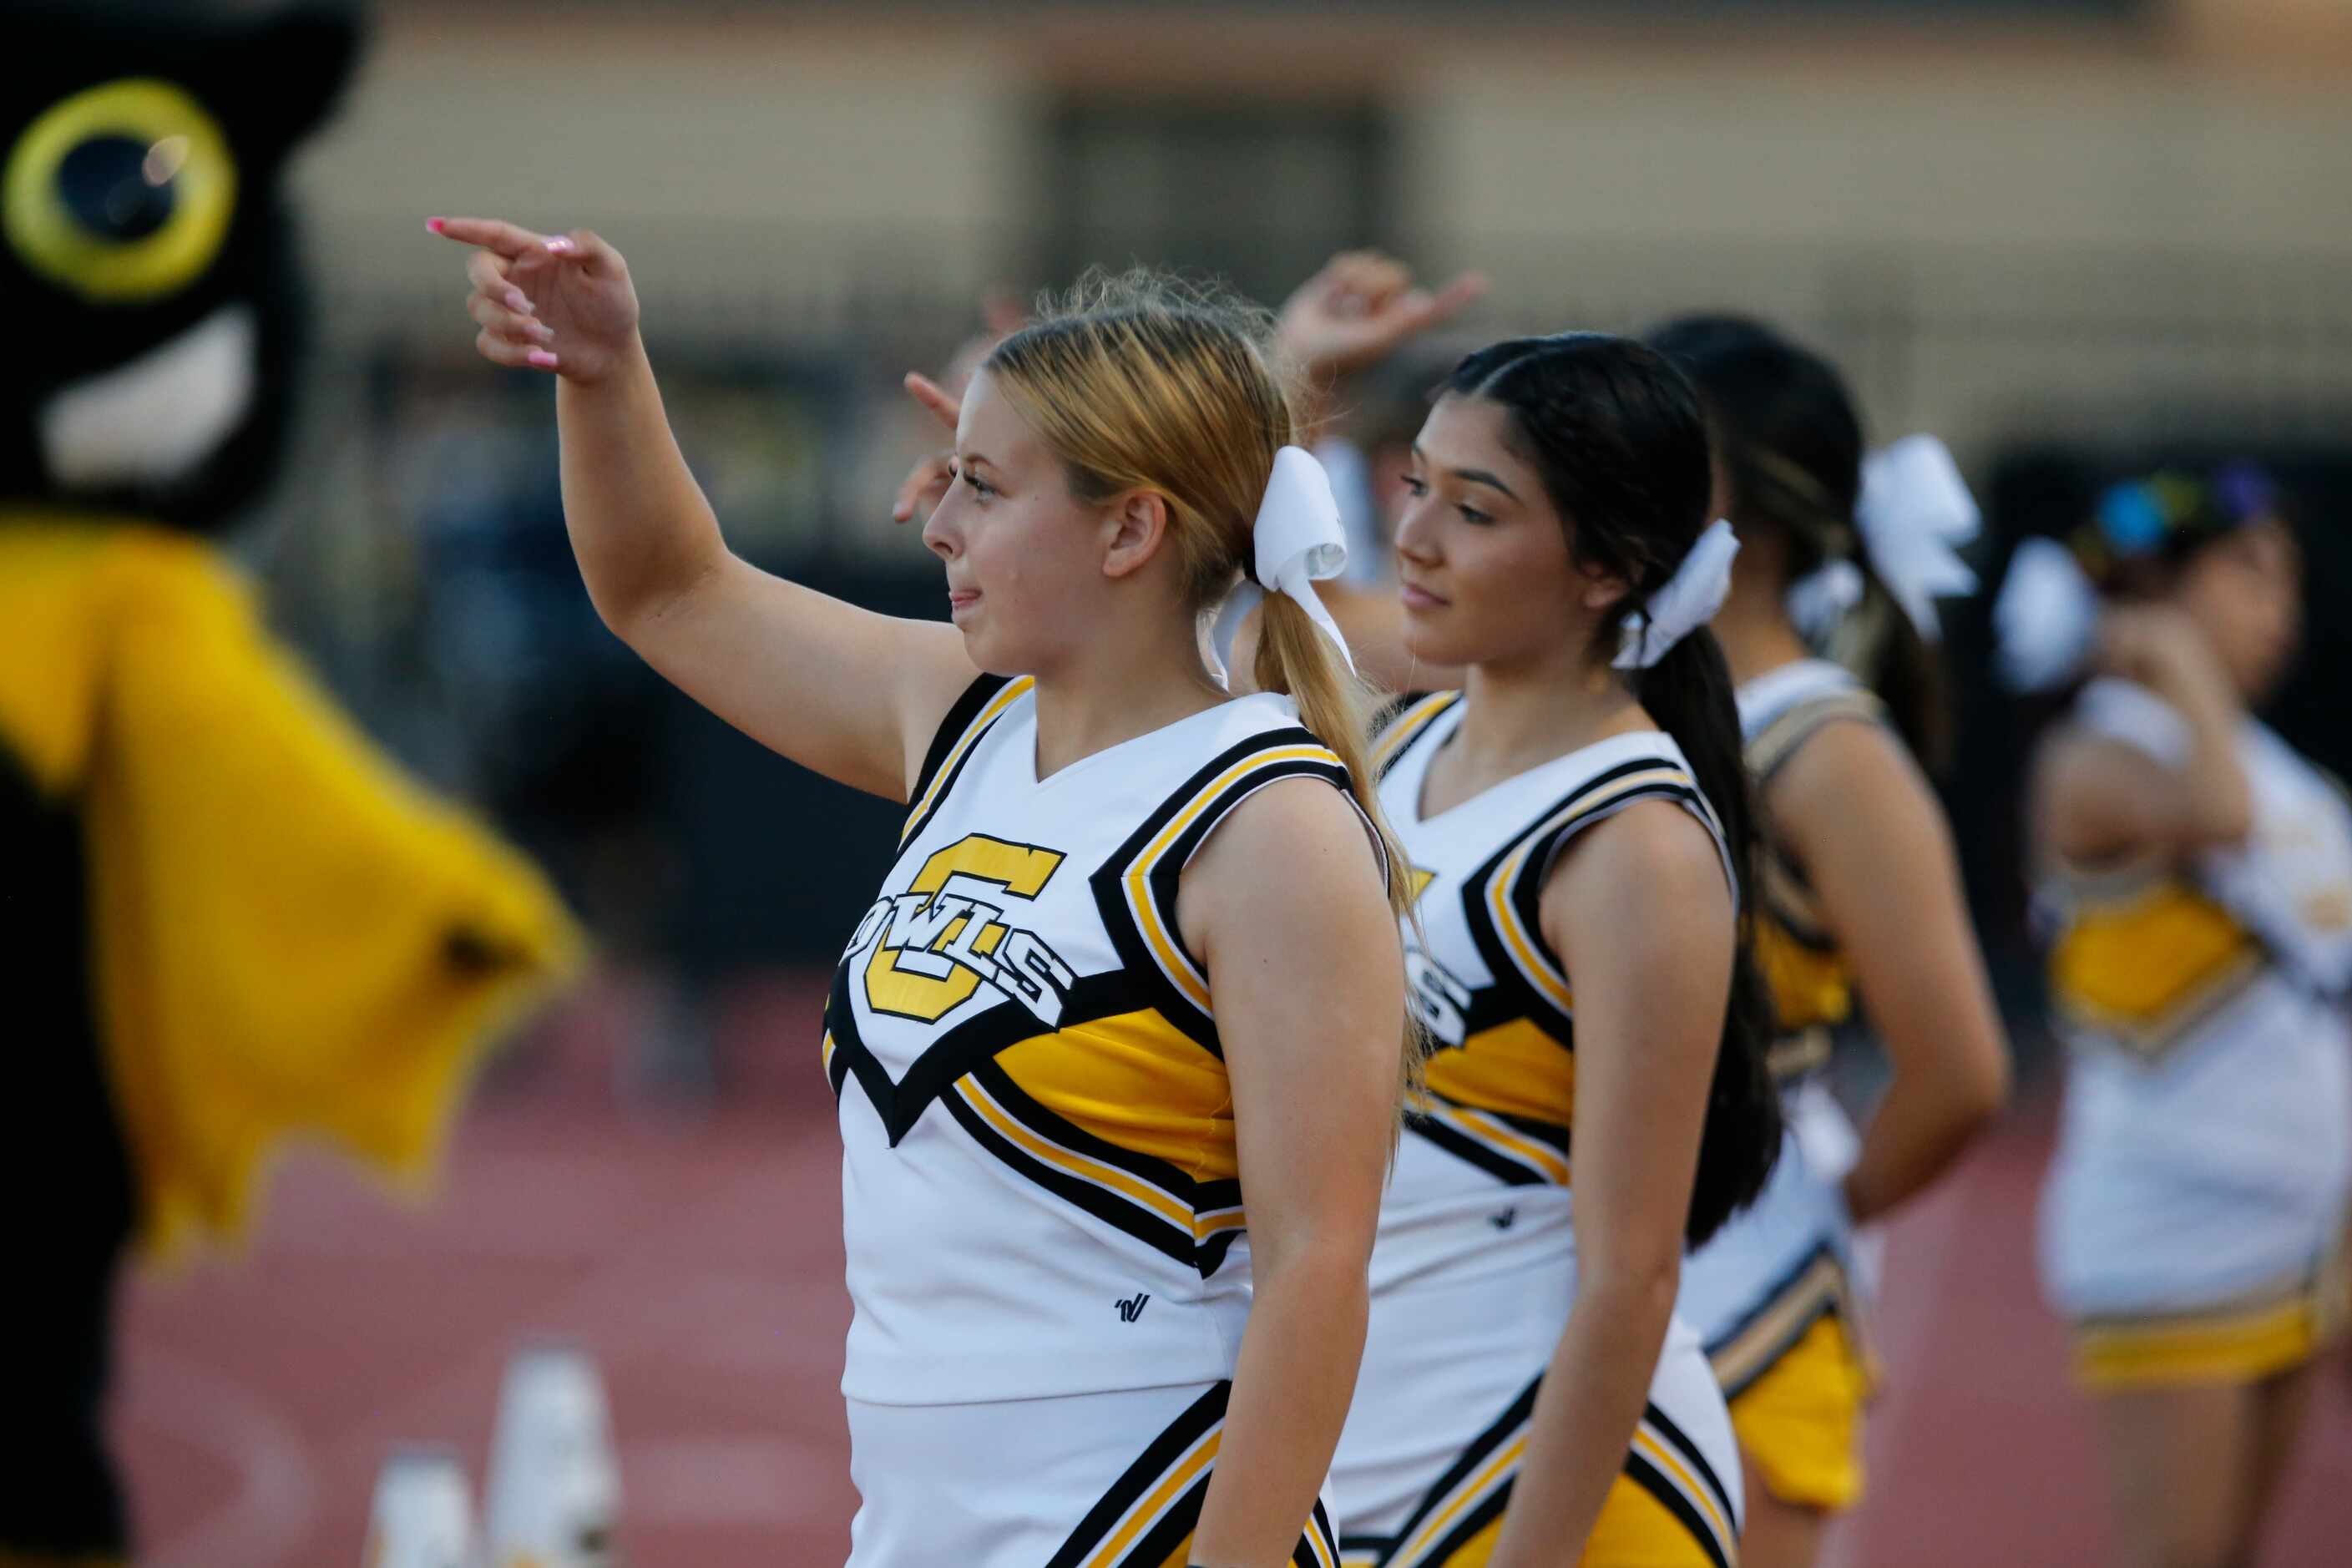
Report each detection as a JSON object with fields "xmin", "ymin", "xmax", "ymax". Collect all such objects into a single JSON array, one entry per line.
[
  {"xmin": 1632, "ymin": 633, "xmax": 1784, "ymax": 1245},
  {"xmin": 1444, "ymin": 335, "xmax": 1782, "ymax": 1246},
  {"xmin": 1829, "ymin": 554, "xmax": 1950, "ymax": 774},
  {"xmin": 1645, "ymin": 314, "xmax": 1953, "ymax": 775}
]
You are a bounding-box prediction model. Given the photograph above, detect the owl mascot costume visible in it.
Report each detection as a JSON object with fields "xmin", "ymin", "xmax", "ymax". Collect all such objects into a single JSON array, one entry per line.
[{"xmin": 0, "ymin": 3, "xmax": 580, "ymax": 1560}]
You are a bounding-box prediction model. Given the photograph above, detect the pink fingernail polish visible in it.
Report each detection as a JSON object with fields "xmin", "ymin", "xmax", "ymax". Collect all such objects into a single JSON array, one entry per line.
[
  {"xmin": 426, "ymin": 216, "xmax": 446, "ymax": 235},
  {"xmin": 545, "ymin": 237, "xmax": 574, "ymax": 255},
  {"xmin": 528, "ymin": 349, "xmax": 559, "ymax": 369},
  {"xmin": 508, "ymin": 290, "xmax": 530, "ymax": 312}
]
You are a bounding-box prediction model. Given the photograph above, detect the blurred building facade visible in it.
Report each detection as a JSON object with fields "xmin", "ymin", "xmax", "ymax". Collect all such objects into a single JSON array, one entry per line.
[
  {"xmin": 299, "ymin": 0, "xmax": 2352, "ymax": 443},
  {"xmin": 243, "ymin": 0, "xmax": 2352, "ymax": 991}
]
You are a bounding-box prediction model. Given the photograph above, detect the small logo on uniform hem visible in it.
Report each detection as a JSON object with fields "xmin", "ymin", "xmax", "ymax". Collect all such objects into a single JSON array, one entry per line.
[
  {"xmin": 1489, "ymin": 1206, "xmax": 1519, "ymax": 1232},
  {"xmin": 1115, "ymin": 1292, "xmax": 1151, "ymax": 1323}
]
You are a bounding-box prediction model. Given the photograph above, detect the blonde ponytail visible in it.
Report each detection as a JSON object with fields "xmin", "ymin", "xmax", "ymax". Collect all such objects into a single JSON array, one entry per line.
[
  {"xmin": 1252, "ymin": 591, "xmax": 1430, "ymax": 1104},
  {"xmin": 1251, "ymin": 595, "xmax": 1415, "ymax": 928}
]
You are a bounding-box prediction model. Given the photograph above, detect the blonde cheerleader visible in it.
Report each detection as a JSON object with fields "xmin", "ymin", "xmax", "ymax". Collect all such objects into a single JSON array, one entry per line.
[{"xmin": 434, "ymin": 217, "xmax": 1414, "ymax": 1568}]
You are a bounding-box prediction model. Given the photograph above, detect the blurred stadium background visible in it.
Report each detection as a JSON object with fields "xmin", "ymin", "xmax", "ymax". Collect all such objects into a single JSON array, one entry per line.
[{"xmin": 124, "ymin": 0, "xmax": 2351, "ymax": 1562}]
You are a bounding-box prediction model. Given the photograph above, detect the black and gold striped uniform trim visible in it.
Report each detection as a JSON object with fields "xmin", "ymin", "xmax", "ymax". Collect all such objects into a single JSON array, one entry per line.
[
  {"xmin": 1342, "ymin": 1378, "xmax": 1532, "ymax": 1565},
  {"xmin": 942, "ymin": 1058, "xmax": 1248, "ymax": 1275},
  {"xmin": 1376, "ymin": 698, "xmax": 1731, "ymax": 1185},
  {"xmin": 2071, "ymin": 1243, "xmax": 2351, "ymax": 1390},
  {"xmin": 1090, "ymin": 726, "xmax": 1365, "ymax": 1055},
  {"xmin": 1341, "ymin": 1379, "xmax": 1738, "ymax": 1568},
  {"xmin": 2042, "ymin": 855, "xmax": 2269, "ymax": 1063},
  {"xmin": 832, "ymin": 680, "xmax": 1363, "ymax": 1276},
  {"xmin": 1625, "ymin": 1402, "xmax": 1742, "ymax": 1568},
  {"xmin": 1744, "ymin": 685, "xmax": 1883, "ymax": 1085},
  {"xmin": 1475, "ymin": 756, "xmax": 1729, "ymax": 1022},
  {"xmin": 1374, "ymin": 691, "xmax": 1462, "ymax": 780},
  {"xmin": 1046, "ymin": 1381, "xmax": 1340, "ymax": 1568},
  {"xmin": 1704, "ymin": 1241, "xmax": 1863, "ymax": 1401},
  {"xmin": 1745, "ymin": 685, "xmax": 1884, "ymax": 791},
  {"xmin": 1409, "ymin": 1091, "xmax": 1574, "ymax": 1191},
  {"xmin": 899, "ymin": 672, "xmax": 1035, "ymax": 847}
]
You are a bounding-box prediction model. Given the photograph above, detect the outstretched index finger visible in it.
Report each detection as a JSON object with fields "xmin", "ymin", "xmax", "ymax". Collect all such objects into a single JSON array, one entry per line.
[
  {"xmin": 903, "ymin": 371, "xmax": 964, "ymax": 433},
  {"xmin": 427, "ymin": 215, "xmax": 548, "ymax": 259},
  {"xmin": 1414, "ymin": 270, "xmax": 1489, "ymax": 327}
]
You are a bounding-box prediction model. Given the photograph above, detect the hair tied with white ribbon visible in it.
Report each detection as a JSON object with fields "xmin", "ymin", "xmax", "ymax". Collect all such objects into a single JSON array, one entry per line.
[
  {"xmin": 1854, "ymin": 433, "xmax": 1980, "ymax": 640},
  {"xmin": 1993, "ymin": 536, "xmax": 2100, "ymax": 693},
  {"xmin": 1785, "ymin": 559, "xmax": 1864, "ymax": 643},
  {"xmin": 1252, "ymin": 445, "xmax": 1356, "ymax": 674},
  {"xmin": 1616, "ymin": 517, "xmax": 1740, "ymax": 670}
]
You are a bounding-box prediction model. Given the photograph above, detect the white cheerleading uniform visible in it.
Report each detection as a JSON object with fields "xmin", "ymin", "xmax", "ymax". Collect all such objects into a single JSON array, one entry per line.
[
  {"xmin": 1677, "ymin": 659, "xmax": 1882, "ymax": 1512},
  {"xmin": 1331, "ymin": 694, "xmax": 1743, "ymax": 1568},
  {"xmin": 2038, "ymin": 678, "xmax": 2352, "ymax": 1389},
  {"xmin": 826, "ymin": 675, "xmax": 1358, "ymax": 1566}
]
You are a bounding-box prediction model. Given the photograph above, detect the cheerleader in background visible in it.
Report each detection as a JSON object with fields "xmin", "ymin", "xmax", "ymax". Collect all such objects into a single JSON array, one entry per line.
[
  {"xmin": 1248, "ymin": 310, "xmax": 2013, "ymax": 1565},
  {"xmin": 1645, "ymin": 317, "xmax": 2011, "ymax": 1568},
  {"xmin": 1999, "ymin": 467, "xmax": 2350, "ymax": 1568}
]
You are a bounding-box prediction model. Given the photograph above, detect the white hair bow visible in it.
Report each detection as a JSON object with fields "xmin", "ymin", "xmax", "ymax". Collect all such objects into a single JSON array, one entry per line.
[
  {"xmin": 1252, "ymin": 445, "xmax": 1357, "ymax": 673},
  {"xmin": 1994, "ymin": 537, "xmax": 2100, "ymax": 692},
  {"xmin": 1786, "ymin": 434, "xmax": 1981, "ymax": 642},
  {"xmin": 1854, "ymin": 434, "xmax": 1980, "ymax": 639},
  {"xmin": 1616, "ymin": 517, "xmax": 1741, "ymax": 670},
  {"xmin": 1785, "ymin": 559, "xmax": 1865, "ymax": 642}
]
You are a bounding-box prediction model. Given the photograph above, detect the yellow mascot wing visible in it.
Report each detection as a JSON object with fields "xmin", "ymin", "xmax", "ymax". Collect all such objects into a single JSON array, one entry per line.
[
  {"xmin": 0, "ymin": 518, "xmax": 113, "ymax": 798},
  {"xmin": 80, "ymin": 527, "xmax": 584, "ymax": 1257}
]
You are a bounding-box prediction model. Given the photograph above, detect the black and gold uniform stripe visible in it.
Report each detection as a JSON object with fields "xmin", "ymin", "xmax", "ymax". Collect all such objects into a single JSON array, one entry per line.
[
  {"xmin": 1372, "ymin": 691, "xmax": 1461, "ymax": 776},
  {"xmin": 899, "ymin": 671, "xmax": 1039, "ymax": 847},
  {"xmin": 1705, "ymin": 1242, "xmax": 1866, "ymax": 1404},
  {"xmin": 2071, "ymin": 1244, "xmax": 2351, "ymax": 1390},
  {"xmin": 1338, "ymin": 1381, "xmax": 1740, "ymax": 1568},
  {"xmin": 2043, "ymin": 854, "xmax": 2269, "ymax": 1063},
  {"xmin": 1377, "ymin": 694, "xmax": 1727, "ymax": 1181},
  {"xmin": 1046, "ymin": 1383, "xmax": 1341, "ymax": 1568},
  {"xmin": 1743, "ymin": 684, "xmax": 1884, "ymax": 1085},
  {"xmin": 829, "ymin": 675, "xmax": 1360, "ymax": 1275},
  {"xmin": 1090, "ymin": 714, "xmax": 1373, "ymax": 1043}
]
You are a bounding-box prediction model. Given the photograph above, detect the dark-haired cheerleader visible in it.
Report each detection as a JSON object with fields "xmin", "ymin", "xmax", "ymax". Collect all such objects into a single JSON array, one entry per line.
[
  {"xmin": 1328, "ymin": 334, "xmax": 1780, "ymax": 1568},
  {"xmin": 2002, "ymin": 467, "xmax": 2349, "ymax": 1568}
]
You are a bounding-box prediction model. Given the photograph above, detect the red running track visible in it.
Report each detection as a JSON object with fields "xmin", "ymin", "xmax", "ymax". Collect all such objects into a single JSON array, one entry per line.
[{"xmin": 116, "ymin": 972, "xmax": 2350, "ymax": 1566}]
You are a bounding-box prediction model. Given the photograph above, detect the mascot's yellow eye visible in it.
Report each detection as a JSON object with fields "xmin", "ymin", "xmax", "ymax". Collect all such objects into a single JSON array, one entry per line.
[{"xmin": 4, "ymin": 78, "xmax": 238, "ymax": 305}]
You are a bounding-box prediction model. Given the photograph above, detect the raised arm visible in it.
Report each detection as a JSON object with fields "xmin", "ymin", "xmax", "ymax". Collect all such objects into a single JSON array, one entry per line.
[
  {"xmin": 1772, "ymin": 719, "xmax": 2010, "ymax": 1225},
  {"xmin": 1175, "ymin": 778, "xmax": 1405, "ymax": 1567},
  {"xmin": 2035, "ymin": 604, "xmax": 2254, "ymax": 867},
  {"xmin": 1487, "ymin": 802, "xmax": 1737, "ymax": 1566},
  {"xmin": 433, "ymin": 216, "xmax": 978, "ymax": 800},
  {"xmin": 1274, "ymin": 250, "xmax": 1485, "ymax": 439}
]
